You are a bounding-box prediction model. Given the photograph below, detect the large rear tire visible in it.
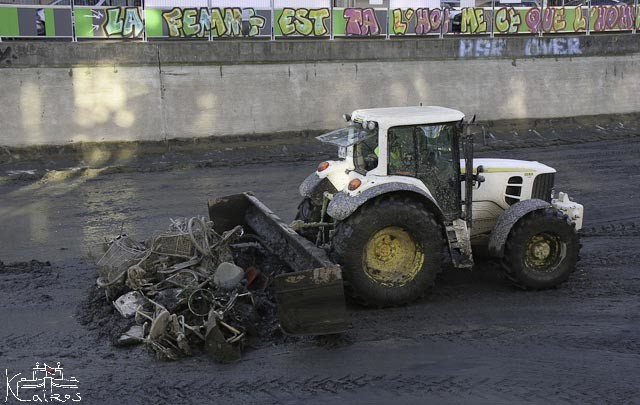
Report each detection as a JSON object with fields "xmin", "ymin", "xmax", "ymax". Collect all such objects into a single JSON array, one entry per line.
[
  {"xmin": 332, "ymin": 194, "xmax": 445, "ymax": 307},
  {"xmin": 502, "ymin": 208, "xmax": 580, "ymax": 289}
]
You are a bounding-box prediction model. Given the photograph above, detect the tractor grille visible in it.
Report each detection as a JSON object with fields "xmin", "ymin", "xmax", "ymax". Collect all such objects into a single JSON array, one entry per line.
[{"xmin": 531, "ymin": 173, "xmax": 555, "ymax": 202}]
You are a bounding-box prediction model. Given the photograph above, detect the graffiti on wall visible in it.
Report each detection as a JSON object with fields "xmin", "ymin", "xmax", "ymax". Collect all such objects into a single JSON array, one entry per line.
[
  {"xmin": 211, "ymin": 8, "xmax": 267, "ymax": 37},
  {"xmin": 275, "ymin": 8, "xmax": 330, "ymax": 36},
  {"xmin": 458, "ymin": 37, "xmax": 582, "ymax": 57},
  {"xmin": 333, "ymin": 8, "xmax": 387, "ymax": 36},
  {"xmin": 460, "ymin": 7, "xmax": 490, "ymax": 34},
  {"xmin": 344, "ymin": 8, "xmax": 380, "ymax": 35},
  {"xmin": 590, "ymin": 5, "xmax": 635, "ymax": 31},
  {"xmin": 525, "ymin": 37, "xmax": 582, "ymax": 56},
  {"xmin": 146, "ymin": 7, "xmax": 270, "ymax": 38},
  {"xmin": 468, "ymin": 5, "xmax": 636, "ymax": 35},
  {"xmin": 1, "ymin": 3, "xmax": 639, "ymax": 39},
  {"xmin": 0, "ymin": 46, "xmax": 19, "ymax": 64},
  {"xmin": 74, "ymin": 7, "xmax": 144, "ymax": 38},
  {"xmin": 390, "ymin": 8, "xmax": 450, "ymax": 35},
  {"xmin": 161, "ymin": 7, "xmax": 210, "ymax": 37}
]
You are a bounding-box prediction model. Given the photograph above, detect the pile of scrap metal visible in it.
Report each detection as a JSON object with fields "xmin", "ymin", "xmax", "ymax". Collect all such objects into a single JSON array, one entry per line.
[
  {"xmin": 95, "ymin": 192, "xmax": 348, "ymax": 364},
  {"xmin": 95, "ymin": 216, "xmax": 277, "ymax": 363}
]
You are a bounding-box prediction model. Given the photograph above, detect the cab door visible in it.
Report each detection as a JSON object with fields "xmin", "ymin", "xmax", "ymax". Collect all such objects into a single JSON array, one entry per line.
[{"xmin": 387, "ymin": 123, "xmax": 461, "ymax": 221}]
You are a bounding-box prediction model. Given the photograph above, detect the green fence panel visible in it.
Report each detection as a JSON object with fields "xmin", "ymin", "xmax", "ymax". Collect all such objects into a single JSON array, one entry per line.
[{"xmin": 0, "ymin": 8, "xmax": 19, "ymax": 37}]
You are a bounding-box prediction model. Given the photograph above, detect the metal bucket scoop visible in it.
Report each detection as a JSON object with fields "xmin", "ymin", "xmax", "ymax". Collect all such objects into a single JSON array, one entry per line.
[{"xmin": 208, "ymin": 192, "xmax": 347, "ymax": 335}]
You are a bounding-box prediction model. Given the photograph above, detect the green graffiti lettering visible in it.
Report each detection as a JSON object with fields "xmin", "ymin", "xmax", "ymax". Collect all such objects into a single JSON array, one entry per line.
[
  {"xmin": 182, "ymin": 9, "xmax": 199, "ymax": 36},
  {"xmin": 494, "ymin": 7, "xmax": 520, "ymax": 33},
  {"xmin": 461, "ymin": 7, "xmax": 486, "ymax": 33},
  {"xmin": 494, "ymin": 8, "xmax": 509, "ymax": 32},
  {"xmin": 123, "ymin": 8, "xmax": 143, "ymax": 37},
  {"xmin": 308, "ymin": 8, "xmax": 330, "ymax": 35},
  {"xmin": 508, "ymin": 8, "xmax": 521, "ymax": 33},
  {"xmin": 162, "ymin": 8, "xmax": 209, "ymax": 37},
  {"xmin": 199, "ymin": 8, "xmax": 211, "ymax": 37},
  {"xmin": 211, "ymin": 8, "xmax": 226, "ymax": 37},
  {"xmin": 224, "ymin": 8, "xmax": 242, "ymax": 36},
  {"xmin": 278, "ymin": 8, "xmax": 328, "ymax": 36},
  {"xmin": 247, "ymin": 9, "xmax": 265, "ymax": 37},
  {"xmin": 573, "ymin": 6, "xmax": 587, "ymax": 31},
  {"xmin": 162, "ymin": 8, "xmax": 183, "ymax": 37},
  {"xmin": 104, "ymin": 8, "xmax": 124, "ymax": 37},
  {"xmin": 294, "ymin": 9, "xmax": 313, "ymax": 35},
  {"xmin": 392, "ymin": 9, "xmax": 414, "ymax": 35},
  {"xmin": 553, "ymin": 7, "xmax": 566, "ymax": 31},
  {"xmin": 278, "ymin": 8, "xmax": 296, "ymax": 35}
]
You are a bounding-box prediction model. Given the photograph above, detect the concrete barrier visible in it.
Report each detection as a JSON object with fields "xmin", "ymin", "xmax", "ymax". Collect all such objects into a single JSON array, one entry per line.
[{"xmin": 1, "ymin": 34, "xmax": 639, "ymax": 147}]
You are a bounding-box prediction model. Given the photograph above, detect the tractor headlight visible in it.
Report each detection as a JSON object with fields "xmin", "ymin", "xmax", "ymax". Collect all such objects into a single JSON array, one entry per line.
[{"xmin": 367, "ymin": 121, "xmax": 377, "ymax": 130}]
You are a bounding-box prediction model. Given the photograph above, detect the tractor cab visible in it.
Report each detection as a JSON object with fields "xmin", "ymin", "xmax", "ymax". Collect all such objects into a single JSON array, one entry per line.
[{"xmin": 316, "ymin": 106, "xmax": 466, "ymax": 222}]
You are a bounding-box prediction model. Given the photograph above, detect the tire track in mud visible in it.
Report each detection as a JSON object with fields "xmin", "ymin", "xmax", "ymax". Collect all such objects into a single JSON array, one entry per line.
[
  {"xmin": 177, "ymin": 373, "xmax": 639, "ymax": 403},
  {"xmin": 580, "ymin": 220, "xmax": 640, "ymax": 238}
]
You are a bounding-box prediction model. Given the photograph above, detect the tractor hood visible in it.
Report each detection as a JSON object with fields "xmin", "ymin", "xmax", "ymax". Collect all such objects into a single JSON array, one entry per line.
[{"xmin": 463, "ymin": 158, "xmax": 556, "ymax": 174}]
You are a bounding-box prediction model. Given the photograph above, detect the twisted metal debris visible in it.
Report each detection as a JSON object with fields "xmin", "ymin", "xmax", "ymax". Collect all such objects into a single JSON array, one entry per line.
[{"xmin": 95, "ymin": 216, "xmax": 278, "ymax": 363}]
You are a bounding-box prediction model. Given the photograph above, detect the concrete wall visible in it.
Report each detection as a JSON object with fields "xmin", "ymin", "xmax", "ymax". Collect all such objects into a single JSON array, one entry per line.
[{"xmin": 1, "ymin": 35, "xmax": 639, "ymax": 147}]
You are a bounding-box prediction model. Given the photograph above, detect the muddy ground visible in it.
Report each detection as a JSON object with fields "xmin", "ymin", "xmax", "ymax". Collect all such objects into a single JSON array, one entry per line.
[{"xmin": 1, "ymin": 133, "xmax": 639, "ymax": 404}]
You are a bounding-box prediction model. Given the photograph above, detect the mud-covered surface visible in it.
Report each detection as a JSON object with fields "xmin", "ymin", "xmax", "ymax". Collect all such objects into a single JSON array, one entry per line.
[{"xmin": 1, "ymin": 135, "xmax": 639, "ymax": 403}]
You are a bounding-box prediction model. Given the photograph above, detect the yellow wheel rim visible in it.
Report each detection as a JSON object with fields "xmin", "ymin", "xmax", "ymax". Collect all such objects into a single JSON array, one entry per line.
[
  {"xmin": 525, "ymin": 233, "xmax": 565, "ymax": 272},
  {"xmin": 363, "ymin": 226, "xmax": 424, "ymax": 286}
]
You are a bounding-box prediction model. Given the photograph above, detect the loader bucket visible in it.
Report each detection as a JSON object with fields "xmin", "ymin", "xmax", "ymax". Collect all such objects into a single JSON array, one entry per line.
[{"xmin": 208, "ymin": 192, "xmax": 347, "ymax": 335}]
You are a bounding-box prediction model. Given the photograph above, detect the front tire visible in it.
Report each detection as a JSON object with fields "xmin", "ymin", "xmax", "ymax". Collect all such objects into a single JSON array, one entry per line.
[
  {"xmin": 333, "ymin": 194, "xmax": 445, "ymax": 307},
  {"xmin": 502, "ymin": 208, "xmax": 580, "ymax": 289}
]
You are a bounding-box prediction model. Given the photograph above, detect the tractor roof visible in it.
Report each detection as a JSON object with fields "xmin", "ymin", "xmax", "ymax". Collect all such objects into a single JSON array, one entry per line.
[{"xmin": 351, "ymin": 106, "xmax": 465, "ymax": 127}]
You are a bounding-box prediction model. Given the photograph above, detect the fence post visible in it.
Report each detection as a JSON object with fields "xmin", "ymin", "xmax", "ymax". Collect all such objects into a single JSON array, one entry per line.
[
  {"xmin": 634, "ymin": 0, "xmax": 637, "ymax": 34},
  {"xmin": 142, "ymin": 0, "xmax": 147, "ymax": 41},
  {"xmin": 586, "ymin": 0, "xmax": 590, "ymax": 35},
  {"xmin": 490, "ymin": 0, "xmax": 495, "ymax": 37},
  {"xmin": 208, "ymin": 0, "xmax": 212, "ymax": 41},
  {"xmin": 329, "ymin": 0, "xmax": 333, "ymax": 39},
  {"xmin": 270, "ymin": 0, "xmax": 275, "ymax": 40},
  {"xmin": 386, "ymin": 0, "xmax": 390, "ymax": 39},
  {"xmin": 71, "ymin": 0, "xmax": 77, "ymax": 42}
]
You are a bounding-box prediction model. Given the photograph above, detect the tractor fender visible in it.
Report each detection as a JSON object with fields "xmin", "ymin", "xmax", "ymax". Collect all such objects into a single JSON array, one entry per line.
[
  {"xmin": 299, "ymin": 173, "xmax": 339, "ymax": 206},
  {"xmin": 327, "ymin": 182, "xmax": 444, "ymax": 222},
  {"xmin": 487, "ymin": 199, "xmax": 552, "ymax": 258}
]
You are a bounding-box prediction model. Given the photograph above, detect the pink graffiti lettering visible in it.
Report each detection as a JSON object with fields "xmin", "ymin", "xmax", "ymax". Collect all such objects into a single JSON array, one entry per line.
[
  {"xmin": 441, "ymin": 8, "xmax": 451, "ymax": 34},
  {"xmin": 618, "ymin": 5, "xmax": 634, "ymax": 29},
  {"xmin": 525, "ymin": 7, "xmax": 541, "ymax": 33},
  {"xmin": 415, "ymin": 8, "xmax": 443, "ymax": 34},
  {"xmin": 590, "ymin": 5, "xmax": 635, "ymax": 31},
  {"xmin": 541, "ymin": 7, "xmax": 566, "ymax": 33},
  {"xmin": 605, "ymin": 6, "xmax": 619, "ymax": 29},
  {"xmin": 344, "ymin": 8, "xmax": 380, "ymax": 35}
]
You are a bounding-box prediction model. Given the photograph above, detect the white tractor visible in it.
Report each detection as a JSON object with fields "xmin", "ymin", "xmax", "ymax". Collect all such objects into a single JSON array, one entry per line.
[{"xmin": 293, "ymin": 106, "xmax": 584, "ymax": 307}]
